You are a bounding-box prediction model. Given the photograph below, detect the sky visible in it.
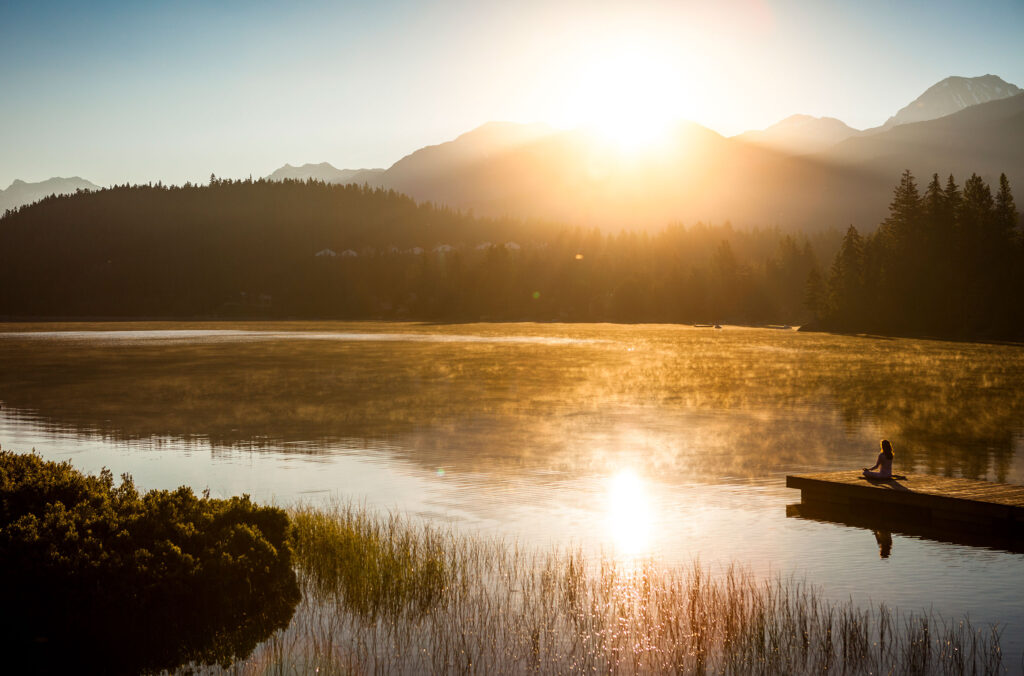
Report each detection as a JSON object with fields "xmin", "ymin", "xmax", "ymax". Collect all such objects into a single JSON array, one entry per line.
[{"xmin": 2, "ymin": 0, "xmax": 1023, "ymax": 187}]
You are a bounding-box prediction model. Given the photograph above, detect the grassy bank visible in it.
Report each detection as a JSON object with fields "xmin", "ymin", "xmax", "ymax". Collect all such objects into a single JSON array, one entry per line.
[{"xmin": 198, "ymin": 503, "xmax": 1006, "ymax": 675}]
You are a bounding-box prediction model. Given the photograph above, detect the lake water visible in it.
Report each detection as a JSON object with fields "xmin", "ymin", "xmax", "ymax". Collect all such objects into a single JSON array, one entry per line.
[{"xmin": 1, "ymin": 322, "xmax": 1023, "ymax": 663}]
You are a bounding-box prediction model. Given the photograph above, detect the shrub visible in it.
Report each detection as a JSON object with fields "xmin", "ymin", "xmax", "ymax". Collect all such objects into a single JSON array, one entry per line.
[{"xmin": 0, "ymin": 451, "xmax": 300, "ymax": 674}]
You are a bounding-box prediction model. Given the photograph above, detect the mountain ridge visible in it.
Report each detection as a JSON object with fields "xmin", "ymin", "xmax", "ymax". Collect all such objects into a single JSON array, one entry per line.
[
  {"xmin": 734, "ymin": 114, "xmax": 861, "ymax": 155},
  {"xmin": 5, "ymin": 75, "xmax": 1021, "ymax": 232},
  {"xmin": 0, "ymin": 176, "xmax": 101, "ymax": 212},
  {"xmin": 265, "ymin": 162, "xmax": 384, "ymax": 184},
  {"xmin": 882, "ymin": 74, "xmax": 1021, "ymax": 129}
]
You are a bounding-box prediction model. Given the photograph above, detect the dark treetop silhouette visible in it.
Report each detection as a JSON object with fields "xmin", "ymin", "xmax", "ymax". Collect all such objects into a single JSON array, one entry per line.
[{"xmin": 0, "ymin": 171, "xmax": 1019, "ymax": 337}]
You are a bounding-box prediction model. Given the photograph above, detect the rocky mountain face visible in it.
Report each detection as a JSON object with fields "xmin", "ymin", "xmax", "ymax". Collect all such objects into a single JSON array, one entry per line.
[
  {"xmin": 0, "ymin": 177, "xmax": 101, "ymax": 212},
  {"xmin": 821, "ymin": 92, "xmax": 1024, "ymax": 182},
  {"xmin": 882, "ymin": 74, "xmax": 1021, "ymax": 128}
]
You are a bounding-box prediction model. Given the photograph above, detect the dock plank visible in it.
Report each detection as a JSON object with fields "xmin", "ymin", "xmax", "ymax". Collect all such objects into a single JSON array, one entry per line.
[{"xmin": 786, "ymin": 471, "xmax": 1024, "ymax": 533}]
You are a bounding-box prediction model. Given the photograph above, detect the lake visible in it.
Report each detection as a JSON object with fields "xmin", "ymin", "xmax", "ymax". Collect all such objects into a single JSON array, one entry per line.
[{"xmin": 1, "ymin": 321, "xmax": 1023, "ymax": 663}]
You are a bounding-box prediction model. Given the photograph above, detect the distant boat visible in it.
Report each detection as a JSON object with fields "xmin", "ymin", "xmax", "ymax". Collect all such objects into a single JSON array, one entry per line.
[
  {"xmin": 693, "ymin": 323, "xmax": 714, "ymax": 328},
  {"xmin": 713, "ymin": 324, "xmax": 722, "ymax": 329}
]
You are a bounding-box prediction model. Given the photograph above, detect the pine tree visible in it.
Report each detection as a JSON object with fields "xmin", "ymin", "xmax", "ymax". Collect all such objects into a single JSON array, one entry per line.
[
  {"xmin": 826, "ymin": 225, "xmax": 866, "ymax": 328},
  {"xmin": 944, "ymin": 175, "xmax": 962, "ymax": 211},
  {"xmin": 881, "ymin": 169, "xmax": 922, "ymax": 243},
  {"xmin": 994, "ymin": 173, "xmax": 1019, "ymax": 234},
  {"xmin": 803, "ymin": 268, "xmax": 826, "ymax": 321},
  {"xmin": 922, "ymin": 173, "xmax": 945, "ymax": 223},
  {"xmin": 960, "ymin": 173, "xmax": 994, "ymax": 229}
]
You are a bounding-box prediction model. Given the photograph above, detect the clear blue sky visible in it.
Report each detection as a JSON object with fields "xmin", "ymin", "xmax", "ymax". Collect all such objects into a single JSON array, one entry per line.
[{"xmin": 2, "ymin": 0, "xmax": 1022, "ymax": 187}]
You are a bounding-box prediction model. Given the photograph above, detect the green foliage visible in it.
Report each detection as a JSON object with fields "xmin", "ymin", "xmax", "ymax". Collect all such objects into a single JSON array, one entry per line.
[
  {"xmin": 819, "ymin": 170, "xmax": 1023, "ymax": 338},
  {"xmin": 0, "ymin": 451, "xmax": 300, "ymax": 674}
]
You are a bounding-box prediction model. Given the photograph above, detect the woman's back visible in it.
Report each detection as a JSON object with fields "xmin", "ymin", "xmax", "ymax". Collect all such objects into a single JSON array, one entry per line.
[{"xmin": 863, "ymin": 439, "xmax": 895, "ymax": 479}]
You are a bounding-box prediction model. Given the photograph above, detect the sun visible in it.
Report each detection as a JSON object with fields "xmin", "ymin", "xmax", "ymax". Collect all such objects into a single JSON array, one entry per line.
[{"xmin": 560, "ymin": 43, "xmax": 685, "ymax": 152}]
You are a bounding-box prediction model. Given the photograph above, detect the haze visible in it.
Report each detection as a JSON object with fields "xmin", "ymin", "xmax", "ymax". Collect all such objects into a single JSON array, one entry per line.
[{"xmin": 3, "ymin": 0, "xmax": 1023, "ymax": 187}]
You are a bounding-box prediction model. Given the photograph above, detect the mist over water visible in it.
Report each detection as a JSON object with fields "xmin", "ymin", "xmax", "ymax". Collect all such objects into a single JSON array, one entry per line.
[{"xmin": 1, "ymin": 321, "xmax": 1023, "ymax": 662}]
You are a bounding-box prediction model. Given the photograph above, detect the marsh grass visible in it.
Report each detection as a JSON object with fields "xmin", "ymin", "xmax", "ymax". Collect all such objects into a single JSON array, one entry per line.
[
  {"xmin": 198, "ymin": 504, "xmax": 1005, "ymax": 675},
  {"xmin": 289, "ymin": 504, "xmax": 450, "ymax": 618}
]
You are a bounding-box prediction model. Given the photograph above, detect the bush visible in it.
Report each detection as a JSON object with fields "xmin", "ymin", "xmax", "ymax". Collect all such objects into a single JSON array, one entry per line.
[{"xmin": 0, "ymin": 451, "xmax": 300, "ymax": 674}]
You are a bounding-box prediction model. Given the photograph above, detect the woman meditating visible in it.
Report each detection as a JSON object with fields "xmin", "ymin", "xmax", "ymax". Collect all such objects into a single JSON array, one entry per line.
[{"xmin": 863, "ymin": 439, "xmax": 895, "ymax": 479}]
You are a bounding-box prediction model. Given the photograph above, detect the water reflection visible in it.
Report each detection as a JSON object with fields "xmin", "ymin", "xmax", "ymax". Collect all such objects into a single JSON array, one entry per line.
[
  {"xmin": 606, "ymin": 469, "xmax": 653, "ymax": 557},
  {"xmin": 1, "ymin": 321, "xmax": 1021, "ymax": 484},
  {"xmin": 786, "ymin": 502, "xmax": 1024, "ymax": 556},
  {"xmin": 873, "ymin": 529, "xmax": 893, "ymax": 559}
]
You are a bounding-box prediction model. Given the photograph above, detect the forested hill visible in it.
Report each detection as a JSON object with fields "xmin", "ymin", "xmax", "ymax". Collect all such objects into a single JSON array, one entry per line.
[{"xmin": 0, "ymin": 179, "xmax": 829, "ymax": 322}]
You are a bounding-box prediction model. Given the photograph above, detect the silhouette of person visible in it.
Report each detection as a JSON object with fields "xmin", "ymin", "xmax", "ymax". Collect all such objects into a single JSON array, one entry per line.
[
  {"xmin": 873, "ymin": 529, "xmax": 893, "ymax": 558},
  {"xmin": 862, "ymin": 439, "xmax": 894, "ymax": 479}
]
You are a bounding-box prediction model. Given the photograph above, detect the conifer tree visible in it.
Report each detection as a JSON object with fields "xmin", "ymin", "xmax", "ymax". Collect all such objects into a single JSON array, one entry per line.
[
  {"xmin": 961, "ymin": 173, "xmax": 994, "ymax": 229},
  {"xmin": 827, "ymin": 225, "xmax": 865, "ymax": 328},
  {"xmin": 881, "ymin": 169, "xmax": 922, "ymax": 243},
  {"xmin": 803, "ymin": 268, "xmax": 826, "ymax": 321},
  {"xmin": 994, "ymin": 173, "xmax": 1019, "ymax": 234},
  {"xmin": 944, "ymin": 174, "xmax": 962, "ymax": 213},
  {"xmin": 923, "ymin": 173, "xmax": 945, "ymax": 223}
]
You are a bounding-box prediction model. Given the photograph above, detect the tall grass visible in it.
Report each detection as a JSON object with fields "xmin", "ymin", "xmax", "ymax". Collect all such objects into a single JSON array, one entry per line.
[{"xmin": 193, "ymin": 503, "xmax": 1005, "ymax": 675}]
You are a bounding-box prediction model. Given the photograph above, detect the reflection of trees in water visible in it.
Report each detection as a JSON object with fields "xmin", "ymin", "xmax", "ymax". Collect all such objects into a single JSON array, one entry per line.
[
  {"xmin": 817, "ymin": 338, "xmax": 1023, "ymax": 482},
  {"xmin": 1, "ymin": 324, "xmax": 1022, "ymax": 483}
]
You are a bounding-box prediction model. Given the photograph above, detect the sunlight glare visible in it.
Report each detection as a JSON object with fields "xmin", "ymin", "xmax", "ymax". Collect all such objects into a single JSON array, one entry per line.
[
  {"xmin": 605, "ymin": 469, "xmax": 653, "ymax": 557},
  {"xmin": 561, "ymin": 43, "xmax": 686, "ymax": 152}
]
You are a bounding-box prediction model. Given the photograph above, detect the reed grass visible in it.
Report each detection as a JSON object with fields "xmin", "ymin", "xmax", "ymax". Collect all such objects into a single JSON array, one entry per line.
[{"xmin": 188, "ymin": 503, "xmax": 1006, "ymax": 675}]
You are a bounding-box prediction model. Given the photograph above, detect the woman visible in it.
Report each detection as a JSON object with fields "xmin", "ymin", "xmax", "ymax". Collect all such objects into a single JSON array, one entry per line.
[{"xmin": 862, "ymin": 439, "xmax": 894, "ymax": 479}]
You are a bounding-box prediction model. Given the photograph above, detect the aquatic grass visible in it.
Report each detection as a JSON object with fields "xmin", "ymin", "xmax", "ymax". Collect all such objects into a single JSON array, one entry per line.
[
  {"xmin": 289, "ymin": 503, "xmax": 451, "ymax": 619},
  {"xmin": 195, "ymin": 503, "xmax": 1006, "ymax": 675}
]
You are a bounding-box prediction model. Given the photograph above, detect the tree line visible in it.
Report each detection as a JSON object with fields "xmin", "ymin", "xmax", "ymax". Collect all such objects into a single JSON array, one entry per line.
[
  {"xmin": 1, "ymin": 172, "xmax": 1020, "ymax": 337},
  {"xmin": 808, "ymin": 170, "xmax": 1021, "ymax": 339},
  {"xmin": 0, "ymin": 178, "xmax": 831, "ymax": 324}
]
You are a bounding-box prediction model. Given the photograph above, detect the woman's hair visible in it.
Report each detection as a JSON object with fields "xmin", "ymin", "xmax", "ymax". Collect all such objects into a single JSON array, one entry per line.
[{"xmin": 880, "ymin": 439, "xmax": 893, "ymax": 456}]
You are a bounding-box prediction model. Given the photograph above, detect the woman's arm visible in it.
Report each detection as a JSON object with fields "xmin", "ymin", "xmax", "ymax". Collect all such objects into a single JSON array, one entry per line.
[{"xmin": 866, "ymin": 452, "xmax": 882, "ymax": 471}]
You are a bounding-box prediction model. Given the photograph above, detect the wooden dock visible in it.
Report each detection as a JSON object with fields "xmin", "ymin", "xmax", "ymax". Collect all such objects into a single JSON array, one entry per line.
[{"xmin": 786, "ymin": 471, "xmax": 1024, "ymax": 535}]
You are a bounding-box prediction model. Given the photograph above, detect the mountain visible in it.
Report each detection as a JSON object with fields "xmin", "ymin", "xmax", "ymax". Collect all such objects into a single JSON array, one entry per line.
[
  {"xmin": 364, "ymin": 119, "xmax": 888, "ymax": 230},
  {"xmin": 0, "ymin": 176, "xmax": 101, "ymax": 212},
  {"xmin": 266, "ymin": 162, "xmax": 384, "ymax": 184},
  {"xmin": 882, "ymin": 74, "xmax": 1021, "ymax": 129},
  {"xmin": 362, "ymin": 81, "xmax": 1023, "ymax": 231},
  {"xmin": 821, "ymin": 92, "xmax": 1024, "ymax": 186},
  {"xmin": 735, "ymin": 114, "xmax": 860, "ymax": 155},
  {"xmin": 251, "ymin": 75, "xmax": 1021, "ymax": 231}
]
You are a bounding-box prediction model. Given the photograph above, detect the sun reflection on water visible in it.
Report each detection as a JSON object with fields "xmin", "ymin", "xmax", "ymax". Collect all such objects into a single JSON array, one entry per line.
[{"xmin": 605, "ymin": 469, "xmax": 653, "ymax": 558}]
